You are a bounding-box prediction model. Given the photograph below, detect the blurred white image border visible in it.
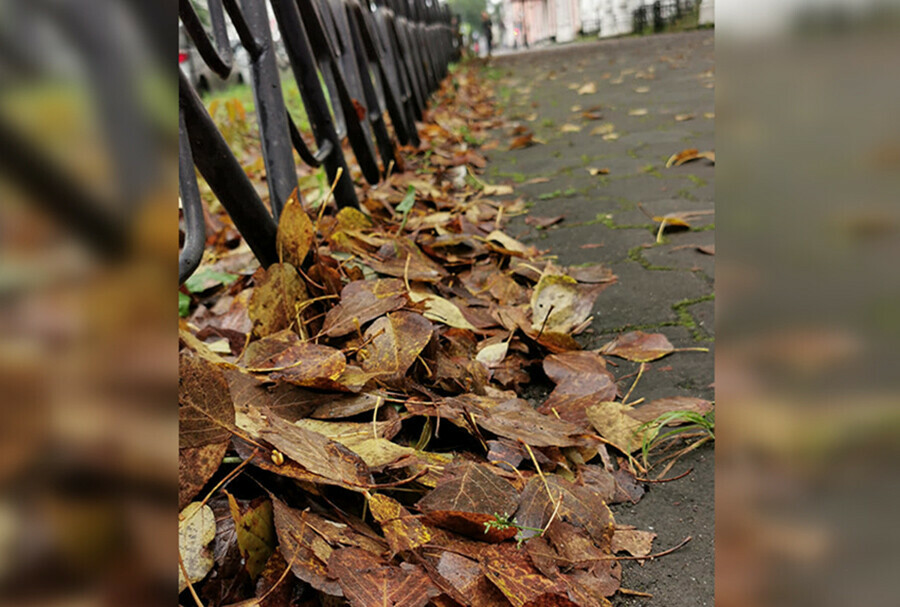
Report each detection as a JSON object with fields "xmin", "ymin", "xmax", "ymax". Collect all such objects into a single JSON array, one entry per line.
[
  {"xmin": 716, "ymin": 1, "xmax": 900, "ymax": 606},
  {"xmin": 0, "ymin": 1, "xmax": 176, "ymax": 605}
]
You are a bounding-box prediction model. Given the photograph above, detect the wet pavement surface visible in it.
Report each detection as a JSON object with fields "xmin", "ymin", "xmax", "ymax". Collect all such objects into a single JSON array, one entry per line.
[{"xmin": 487, "ymin": 30, "xmax": 715, "ymax": 607}]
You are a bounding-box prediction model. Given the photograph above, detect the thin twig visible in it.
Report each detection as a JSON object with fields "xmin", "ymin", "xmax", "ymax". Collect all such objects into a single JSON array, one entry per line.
[
  {"xmin": 255, "ymin": 549, "xmax": 299, "ymax": 603},
  {"xmin": 635, "ymin": 466, "xmax": 693, "ymax": 483},
  {"xmin": 619, "ymin": 588, "xmax": 653, "ymax": 598},
  {"xmin": 621, "ymin": 362, "xmax": 646, "ymax": 406},
  {"xmin": 609, "ymin": 535, "xmax": 692, "ymax": 561},
  {"xmin": 195, "ymin": 449, "xmax": 258, "ymax": 511},
  {"xmin": 178, "ymin": 552, "xmax": 205, "ymax": 607}
]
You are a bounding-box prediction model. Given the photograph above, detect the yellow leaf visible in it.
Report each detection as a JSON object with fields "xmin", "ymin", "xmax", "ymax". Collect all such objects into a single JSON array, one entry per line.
[
  {"xmin": 586, "ymin": 401, "xmax": 650, "ymax": 454},
  {"xmin": 276, "ymin": 189, "xmax": 314, "ymax": 268},
  {"xmin": 483, "ymin": 183, "xmax": 514, "ymax": 196},
  {"xmin": 227, "ymin": 495, "xmax": 275, "ymax": 580},
  {"xmin": 577, "ymin": 82, "xmax": 597, "ymax": 95}
]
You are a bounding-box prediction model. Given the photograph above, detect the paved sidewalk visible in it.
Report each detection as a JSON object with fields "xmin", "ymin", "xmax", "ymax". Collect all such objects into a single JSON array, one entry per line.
[{"xmin": 487, "ymin": 31, "xmax": 715, "ymax": 607}]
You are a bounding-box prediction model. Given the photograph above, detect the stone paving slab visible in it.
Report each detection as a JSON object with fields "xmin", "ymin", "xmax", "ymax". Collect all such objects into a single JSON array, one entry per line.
[{"xmin": 486, "ymin": 30, "xmax": 715, "ymax": 607}]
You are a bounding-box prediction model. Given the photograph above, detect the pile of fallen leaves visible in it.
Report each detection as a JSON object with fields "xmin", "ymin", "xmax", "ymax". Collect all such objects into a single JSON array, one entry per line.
[{"xmin": 179, "ymin": 65, "xmax": 711, "ymax": 607}]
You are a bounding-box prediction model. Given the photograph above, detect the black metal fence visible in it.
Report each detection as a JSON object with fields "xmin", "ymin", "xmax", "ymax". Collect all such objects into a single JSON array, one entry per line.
[
  {"xmin": 178, "ymin": 0, "xmax": 460, "ymax": 283},
  {"xmin": 633, "ymin": 1, "xmax": 695, "ymax": 34}
]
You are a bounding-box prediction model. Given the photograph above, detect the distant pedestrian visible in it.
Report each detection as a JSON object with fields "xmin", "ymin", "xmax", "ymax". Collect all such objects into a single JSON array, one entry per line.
[{"xmin": 481, "ymin": 11, "xmax": 493, "ymax": 57}]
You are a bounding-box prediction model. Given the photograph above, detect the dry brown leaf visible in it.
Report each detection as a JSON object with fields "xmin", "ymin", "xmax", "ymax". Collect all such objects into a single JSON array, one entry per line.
[
  {"xmin": 418, "ymin": 461, "xmax": 519, "ymax": 541},
  {"xmin": 509, "ymin": 133, "xmax": 536, "ymax": 150},
  {"xmin": 611, "ymin": 527, "xmax": 656, "ymax": 558},
  {"xmin": 328, "ymin": 547, "xmax": 439, "ymax": 607},
  {"xmin": 515, "ymin": 474, "xmax": 615, "ymax": 546},
  {"xmin": 257, "ymin": 412, "xmax": 371, "ymax": 486},
  {"xmin": 525, "ymin": 215, "xmax": 565, "ymax": 229},
  {"xmin": 179, "ymin": 351, "xmax": 235, "ymax": 448},
  {"xmin": 538, "ymin": 351, "xmax": 617, "ymax": 426},
  {"xmin": 599, "ymin": 331, "xmax": 675, "ymax": 362},
  {"xmin": 368, "ymin": 494, "xmax": 432, "ymax": 553},
  {"xmin": 481, "ymin": 543, "xmax": 573, "ymax": 607},
  {"xmin": 248, "ymin": 263, "xmax": 308, "ymax": 338},
  {"xmin": 179, "ymin": 442, "xmax": 228, "ymax": 509},
  {"xmin": 559, "ymin": 123, "xmax": 582, "ymax": 133},
  {"xmin": 577, "ymin": 82, "xmax": 597, "ymax": 95},
  {"xmin": 436, "ymin": 552, "xmax": 511, "ymax": 607},
  {"xmin": 359, "ymin": 311, "xmax": 433, "ymax": 378},
  {"xmin": 586, "ymin": 167, "xmax": 610, "ymax": 176},
  {"xmin": 270, "ymin": 498, "xmax": 343, "ymax": 595},
  {"xmin": 321, "ymin": 278, "xmax": 408, "ymax": 338}
]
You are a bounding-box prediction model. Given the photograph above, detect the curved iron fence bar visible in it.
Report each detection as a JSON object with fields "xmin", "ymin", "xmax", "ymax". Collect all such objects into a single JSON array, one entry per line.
[
  {"xmin": 240, "ymin": 0, "xmax": 298, "ymax": 219},
  {"xmin": 179, "ymin": 68, "xmax": 279, "ymax": 268},
  {"xmin": 178, "ymin": 0, "xmax": 458, "ymax": 285},
  {"xmin": 287, "ymin": 114, "xmax": 333, "ymax": 167},
  {"xmin": 178, "ymin": 110, "xmax": 207, "ymax": 284},
  {"xmin": 269, "ymin": 0, "xmax": 362, "ymax": 200},
  {"xmin": 179, "ymin": 0, "xmax": 234, "ymax": 77}
]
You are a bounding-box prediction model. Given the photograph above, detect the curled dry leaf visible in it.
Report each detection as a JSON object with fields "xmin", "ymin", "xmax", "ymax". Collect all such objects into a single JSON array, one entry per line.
[
  {"xmin": 524, "ymin": 215, "xmax": 565, "ymax": 229},
  {"xmin": 665, "ymin": 148, "xmax": 715, "ymax": 168},
  {"xmin": 531, "ymin": 273, "xmax": 611, "ymax": 335},
  {"xmin": 586, "ymin": 167, "xmax": 610, "ymax": 176},
  {"xmin": 484, "ymin": 183, "xmax": 515, "ymax": 196},
  {"xmin": 408, "ymin": 287, "xmax": 478, "ymax": 331},
  {"xmin": 599, "ymin": 331, "xmax": 674, "ymax": 362},
  {"xmin": 179, "ymin": 502, "xmax": 216, "ymax": 592},
  {"xmin": 577, "ymin": 82, "xmax": 597, "ymax": 95},
  {"xmin": 476, "ymin": 340, "xmax": 510, "ymax": 368},
  {"xmin": 321, "ymin": 278, "xmax": 408, "ymax": 337},
  {"xmin": 560, "ymin": 124, "xmax": 582, "ymax": 133}
]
